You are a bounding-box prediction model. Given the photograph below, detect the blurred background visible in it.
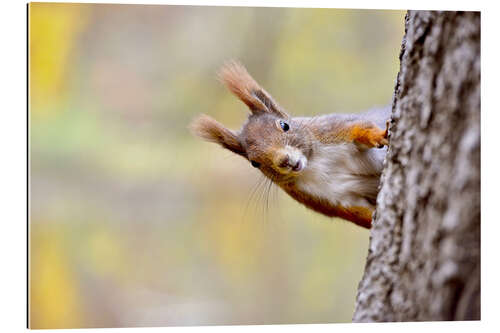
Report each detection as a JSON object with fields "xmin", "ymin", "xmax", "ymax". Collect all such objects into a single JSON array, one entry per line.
[{"xmin": 29, "ymin": 3, "xmax": 405, "ymax": 329}]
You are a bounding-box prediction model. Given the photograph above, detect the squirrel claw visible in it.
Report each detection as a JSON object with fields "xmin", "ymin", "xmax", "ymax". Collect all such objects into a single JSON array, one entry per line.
[
  {"xmin": 383, "ymin": 119, "xmax": 391, "ymax": 139},
  {"xmin": 373, "ymin": 136, "xmax": 388, "ymax": 149},
  {"xmin": 372, "ymin": 119, "xmax": 391, "ymax": 148},
  {"xmin": 369, "ymin": 123, "xmax": 390, "ymax": 148},
  {"xmin": 376, "ymin": 137, "xmax": 389, "ymax": 148}
]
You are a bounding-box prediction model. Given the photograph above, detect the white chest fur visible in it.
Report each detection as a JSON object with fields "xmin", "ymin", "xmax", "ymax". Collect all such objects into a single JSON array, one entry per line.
[{"xmin": 295, "ymin": 143, "xmax": 385, "ymax": 208}]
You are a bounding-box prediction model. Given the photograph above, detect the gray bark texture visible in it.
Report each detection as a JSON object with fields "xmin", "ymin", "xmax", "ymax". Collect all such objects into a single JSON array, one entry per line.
[{"xmin": 353, "ymin": 11, "xmax": 480, "ymax": 322}]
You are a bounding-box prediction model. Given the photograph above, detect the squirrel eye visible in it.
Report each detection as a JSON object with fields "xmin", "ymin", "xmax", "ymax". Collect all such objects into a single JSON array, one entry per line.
[
  {"xmin": 251, "ymin": 160, "xmax": 261, "ymax": 168},
  {"xmin": 279, "ymin": 120, "xmax": 290, "ymax": 132}
]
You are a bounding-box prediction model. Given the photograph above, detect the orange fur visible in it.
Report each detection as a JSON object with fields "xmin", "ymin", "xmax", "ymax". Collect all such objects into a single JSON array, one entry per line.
[
  {"xmin": 283, "ymin": 185, "xmax": 373, "ymax": 229},
  {"xmin": 349, "ymin": 124, "xmax": 388, "ymax": 148},
  {"xmin": 336, "ymin": 205, "xmax": 373, "ymax": 229},
  {"xmin": 218, "ymin": 60, "xmax": 288, "ymax": 118}
]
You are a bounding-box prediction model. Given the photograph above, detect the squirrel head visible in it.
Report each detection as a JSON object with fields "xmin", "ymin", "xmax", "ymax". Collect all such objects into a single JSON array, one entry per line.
[{"xmin": 190, "ymin": 61, "xmax": 315, "ymax": 184}]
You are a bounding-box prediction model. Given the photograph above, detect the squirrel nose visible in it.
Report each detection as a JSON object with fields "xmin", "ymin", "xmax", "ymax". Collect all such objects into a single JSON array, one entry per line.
[
  {"xmin": 278, "ymin": 154, "xmax": 302, "ymax": 171},
  {"xmin": 278, "ymin": 154, "xmax": 292, "ymax": 168},
  {"xmin": 276, "ymin": 146, "xmax": 306, "ymax": 172}
]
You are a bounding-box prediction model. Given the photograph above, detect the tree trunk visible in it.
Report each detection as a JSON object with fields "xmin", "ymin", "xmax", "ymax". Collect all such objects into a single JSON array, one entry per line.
[{"xmin": 353, "ymin": 10, "xmax": 480, "ymax": 322}]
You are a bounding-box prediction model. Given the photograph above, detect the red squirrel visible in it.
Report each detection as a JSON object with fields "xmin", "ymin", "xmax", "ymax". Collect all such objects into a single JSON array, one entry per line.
[{"xmin": 190, "ymin": 61, "xmax": 390, "ymax": 229}]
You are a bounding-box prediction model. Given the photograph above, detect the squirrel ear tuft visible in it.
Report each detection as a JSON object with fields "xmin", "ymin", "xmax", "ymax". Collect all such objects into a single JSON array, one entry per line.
[
  {"xmin": 189, "ymin": 114, "xmax": 247, "ymax": 157},
  {"xmin": 218, "ymin": 60, "xmax": 289, "ymax": 118}
]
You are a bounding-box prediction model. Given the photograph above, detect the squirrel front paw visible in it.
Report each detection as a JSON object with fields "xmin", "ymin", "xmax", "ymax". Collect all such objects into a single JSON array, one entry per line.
[
  {"xmin": 350, "ymin": 121, "xmax": 389, "ymax": 149},
  {"xmin": 372, "ymin": 130, "xmax": 389, "ymax": 148},
  {"xmin": 367, "ymin": 128, "xmax": 388, "ymax": 148}
]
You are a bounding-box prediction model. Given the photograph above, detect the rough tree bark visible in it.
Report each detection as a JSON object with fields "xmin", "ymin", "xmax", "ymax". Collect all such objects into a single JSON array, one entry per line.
[{"xmin": 353, "ymin": 11, "xmax": 480, "ymax": 322}]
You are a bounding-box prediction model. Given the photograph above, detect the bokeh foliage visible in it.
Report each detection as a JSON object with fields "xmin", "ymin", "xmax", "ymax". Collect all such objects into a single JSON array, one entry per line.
[{"xmin": 29, "ymin": 3, "xmax": 405, "ymax": 328}]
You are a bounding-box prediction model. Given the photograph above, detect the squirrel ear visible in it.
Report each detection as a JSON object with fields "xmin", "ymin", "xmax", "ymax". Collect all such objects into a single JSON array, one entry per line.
[
  {"xmin": 189, "ymin": 114, "xmax": 247, "ymax": 157},
  {"xmin": 218, "ymin": 60, "xmax": 289, "ymax": 118}
]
